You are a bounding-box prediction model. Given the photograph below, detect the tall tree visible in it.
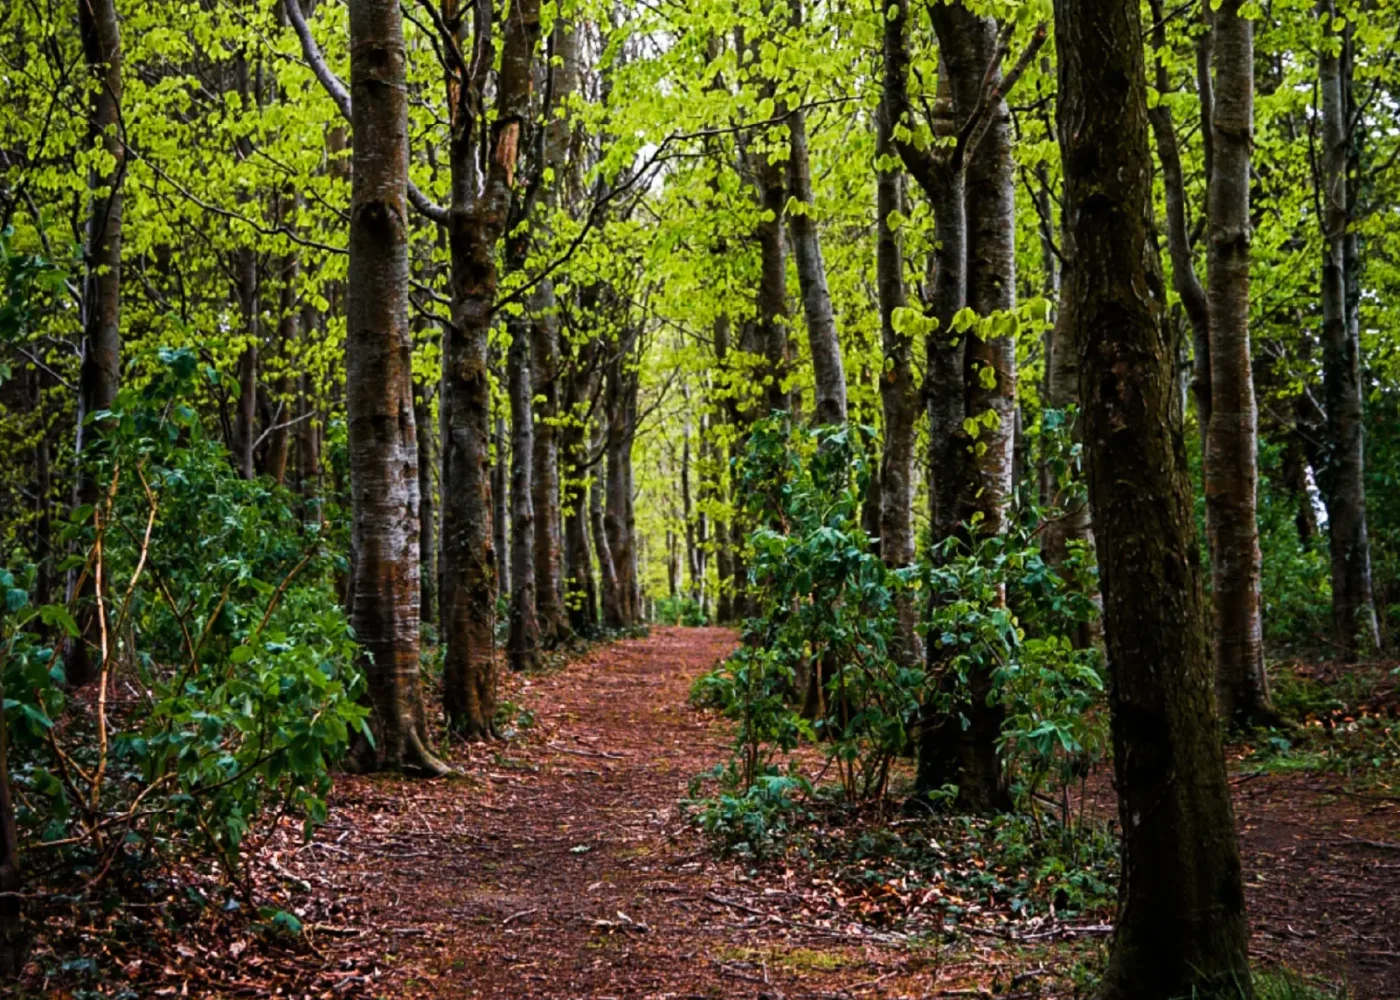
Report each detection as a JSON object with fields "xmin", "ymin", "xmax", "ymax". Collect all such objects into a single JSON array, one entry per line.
[
  {"xmin": 1317, "ymin": 0, "xmax": 1382, "ymax": 657},
  {"xmin": 1204, "ymin": 1, "xmax": 1273, "ymax": 726},
  {"xmin": 1055, "ymin": 0, "xmax": 1253, "ymax": 993},
  {"xmin": 875, "ymin": 8, "xmax": 920, "ymax": 671},
  {"xmin": 506, "ymin": 303, "xmax": 541, "ymax": 671},
  {"xmin": 344, "ymin": 0, "xmax": 447, "ymax": 773},
  {"xmin": 71, "ymin": 0, "xmax": 125, "ymax": 687}
]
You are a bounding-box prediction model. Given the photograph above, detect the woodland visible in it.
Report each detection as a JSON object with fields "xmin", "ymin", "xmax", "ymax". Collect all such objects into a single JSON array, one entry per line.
[{"xmin": 1, "ymin": 0, "xmax": 1400, "ymax": 996}]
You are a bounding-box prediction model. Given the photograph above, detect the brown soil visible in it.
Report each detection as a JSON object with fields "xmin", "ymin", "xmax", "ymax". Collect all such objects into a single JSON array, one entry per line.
[{"xmin": 230, "ymin": 627, "xmax": 1400, "ymax": 998}]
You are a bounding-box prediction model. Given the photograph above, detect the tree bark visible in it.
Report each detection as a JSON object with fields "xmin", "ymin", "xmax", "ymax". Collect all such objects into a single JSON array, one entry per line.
[
  {"xmin": 1055, "ymin": 2, "xmax": 1253, "ymax": 993},
  {"xmin": 604, "ymin": 332, "xmax": 640, "ymax": 626},
  {"xmin": 1317, "ymin": 0, "xmax": 1382, "ymax": 658},
  {"xmin": 345, "ymin": 0, "xmax": 447, "ymax": 774},
  {"xmin": 71, "ymin": 0, "xmax": 125, "ymax": 687},
  {"xmin": 561, "ymin": 337, "xmax": 601, "ymax": 635},
  {"xmin": 507, "ymin": 309, "xmax": 541, "ymax": 671},
  {"xmin": 415, "ymin": 382, "xmax": 437, "ymax": 627},
  {"xmin": 875, "ymin": 30, "xmax": 921, "ymax": 672},
  {"xmin": 1205, "ymin": 2, "xmax": 1273, "ymax": 727},
  {"xmin": 786, "ymin": 108, "xmax": 846, "ymax": 427},
  {"xmin": 438, "ymin": 0, "xmax": 540, "ymax": 732},
  {"xmin": 592, "ymin": 415, "xmax": 623, "ymax": 629}
]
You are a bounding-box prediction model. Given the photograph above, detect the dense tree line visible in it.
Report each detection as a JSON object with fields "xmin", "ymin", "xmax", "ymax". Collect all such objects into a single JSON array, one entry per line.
[{"xmin": 4, "ymin": 0, "xmax": 1400, "ymax": 992}]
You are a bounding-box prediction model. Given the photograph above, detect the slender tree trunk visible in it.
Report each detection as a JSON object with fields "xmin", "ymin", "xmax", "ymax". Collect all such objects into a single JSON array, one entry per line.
[
  {"xmin": 1317, "ymin": 0, "xmax": 1382, "ymax": 658},
  {"xmin": 925, "ymin": 5, "xmax": 1018, "ymax": 813},
  {"xmin": 593, "ymin": 416, "xmax": 623, "ymax": 629},
  {"xmin": 682, "ymin": 416, "xmax": 700, "ymax": 603},
  {"xmin": 605, "ymin": 338, "xmax": 639, "ymax": 625},
  {"xmin": 493, "ymin": 411, "xmax": 510, "ymax": 598},
  {"xmin": 507, "ymin": 310, "xmax": 541, "ymax": 671},
  {"xmin": 233, "ymin": 269, "xmax": 259, "ymax": 480},
  {"xmin": 416, "ymin": 382, "xmax": 437, "ymax": 627},
  {"xmin": 754, "ymin": 155, "xmax": 790, "ymax": 416},
  {"xmin": 344, "ymin": 0, "xmax": 446, "ymax": 774},
  {"xmin": 530, "ymin": 285, "xmax": 568, "ymax": 645},
  {"xmin": 560, "ymin": 340, "xmax": 600, "ymax": 635},
  {"xmin": 712, "ymin": 313, "xmax": 740, "ymax": 622},
  {"xmin": 71, "ymin": 0, "xmax": 124, "ymax": 687},
  {"xmin": 786, "ymin": 108, "xmax": 846, "ymax": 427},
  {"xmin": 1206, "ymin": 2, "xmax": 1273, "ymax": 726},
  {"xmin": 528, "ymin": 18, "xmax": 578, "ymax": 647},
  {"xmin": 875, "ymin": 43, "xmax": 921, "ymax": 671},
  {"xmin": 1055, "ymin": 2, "xmax": 1253, "ymax": 993}
]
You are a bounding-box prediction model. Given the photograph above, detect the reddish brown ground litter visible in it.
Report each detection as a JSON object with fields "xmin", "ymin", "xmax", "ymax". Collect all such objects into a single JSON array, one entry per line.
[{"xmin": 181, "ymin": 628, "xmax": 1400, "ymax": 998}]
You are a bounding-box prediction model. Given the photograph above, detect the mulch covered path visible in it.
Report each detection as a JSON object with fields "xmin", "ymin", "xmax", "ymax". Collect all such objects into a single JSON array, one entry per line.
[{"xmin": 243, "ymin": 626, "xmax": 1399, "ymax": 999}]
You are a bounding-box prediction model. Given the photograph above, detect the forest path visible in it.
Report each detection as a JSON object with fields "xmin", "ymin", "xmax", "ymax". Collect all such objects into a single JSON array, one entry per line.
[{"xmin": 268, "ymin": 627, "xmax": 1400, "ymax": 999}]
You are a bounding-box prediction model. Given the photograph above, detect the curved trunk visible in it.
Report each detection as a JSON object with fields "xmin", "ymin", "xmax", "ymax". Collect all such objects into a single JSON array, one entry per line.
[
  {"xmin": 1055, "ymin": 0, "xmax": 1252, "ymax": 992},
  {"xmin": 344, "ymin": 0, "xmax": 446, "ymax": 774}
]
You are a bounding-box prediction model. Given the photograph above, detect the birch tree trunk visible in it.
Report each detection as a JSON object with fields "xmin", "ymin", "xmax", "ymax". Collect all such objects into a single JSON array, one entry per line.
[{"xmin": 1055, "ymin": 0, "xmax": 1253, "ymax": 992}]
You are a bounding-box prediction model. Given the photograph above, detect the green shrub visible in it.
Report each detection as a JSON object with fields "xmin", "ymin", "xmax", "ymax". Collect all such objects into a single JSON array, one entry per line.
[{"xmin": 2, "ymin": 348, "xmax": 365, "ymax": 891}]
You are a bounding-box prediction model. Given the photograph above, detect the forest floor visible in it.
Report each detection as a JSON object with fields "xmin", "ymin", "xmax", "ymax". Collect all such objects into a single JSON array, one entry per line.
[{"xmin": 91, "ymin": 626, "xmax": 1400, "ymax": 999}]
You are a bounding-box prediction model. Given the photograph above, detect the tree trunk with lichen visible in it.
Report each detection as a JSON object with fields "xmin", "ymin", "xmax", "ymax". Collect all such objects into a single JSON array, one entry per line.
[{"xmin": 1055, "ymin": 1, "xmax": 1253, "ymax": 993}]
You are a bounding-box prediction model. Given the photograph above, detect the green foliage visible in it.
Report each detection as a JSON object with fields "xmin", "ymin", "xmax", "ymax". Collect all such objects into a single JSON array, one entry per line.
[
  {"xmin": 2, "ymin": 349, "xmax": 364, "ymax": 888},
  {"xmin": 653, "ymin": 596, "xmax": 708, "ymax": 626},
  {"xmin": 689, "ymin": 415, "xmax": 1106, "ymax": 853}
]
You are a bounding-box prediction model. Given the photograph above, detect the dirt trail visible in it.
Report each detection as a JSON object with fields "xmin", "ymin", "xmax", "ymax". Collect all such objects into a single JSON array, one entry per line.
[{"xmin": 267, "ymin": 627, "xmax": 1400, "ymax": 999}]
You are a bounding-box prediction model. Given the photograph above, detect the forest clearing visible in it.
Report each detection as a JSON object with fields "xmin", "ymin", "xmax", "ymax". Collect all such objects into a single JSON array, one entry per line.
[{"xmin": 5, "ymin": 0, "xmax": 1400, "ymax": 996}]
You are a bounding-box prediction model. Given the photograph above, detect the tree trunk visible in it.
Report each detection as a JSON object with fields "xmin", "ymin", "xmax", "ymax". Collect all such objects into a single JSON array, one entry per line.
[
  {"xmin": 561, "ymin": 339, "xmax": 601, "ymax": 635},
  {"xmin": 1205, "ymin": 2, "xmax": 1273, "ymax": 727},
  {"xmin": 528, "ymin": 18, "xmax": 578, "ymax": 647},
  {"xmin": 605, "ymin": 337, "xmax": 640, "ymax": 626},
  {"xmin": 344, "ymin": 0, "xmax": 447, "ymax": 774},
  {"xmin": 754, "ymin": 153, "xmax": 791, "ymax": 417},
  {"xmin": 1317, "ymin": 0, "xmax": 1382, "ymax": 658},
  {"xmin": 712, "ymin": 313, "xmax": 740, "ymax": 622},
  {"xmin": 925, "ymin": 5, "xmax": 1018, "ymax": 813},
  {"xmin": 507, "ymin": 311, "xmax": 541, "ymax": 671},
  {"xmin": 593, "ymin": 416, "xmax": 623, "ymax": 629},
  {"xmin": 875, "ymin": 40, "xmax": 921, "ymax": 672},
  {"xmin": 438, "ymin": 0, "xmax": 540, "ymax": 732},
  {"xmin": 416, "ymin": 382, "xmax": 437, "ymax": 627},
  {"xmin": 530, "ymin": 285, "xmax": 568, "ymax": 645},
  {"xmin": 786, "ymin": 108, "xmax": 846, "ymax": 427},
  {"xmin": 1055, "ymin": 2, "xmax": 1253, "ymax": 994},
  {"xmin": 71, "ymin": 0, "xmax": 124, "ymax": 688}
]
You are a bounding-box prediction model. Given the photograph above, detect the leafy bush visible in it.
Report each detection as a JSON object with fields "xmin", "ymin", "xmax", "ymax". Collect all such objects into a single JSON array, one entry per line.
[
  {"xmin": 653, "ymin": 595, "xmax": 708, "ymax": 626},
  {"xmin": 2, "ymin": 348, "xmax": 365, "ymax": 892},
  {"xmin": 688, "ymin": 414, "xmax": 1106, "ymax": 850}
]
